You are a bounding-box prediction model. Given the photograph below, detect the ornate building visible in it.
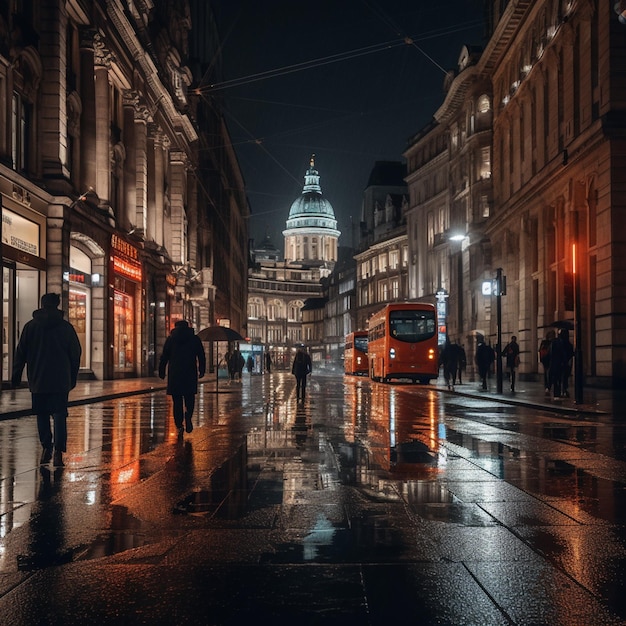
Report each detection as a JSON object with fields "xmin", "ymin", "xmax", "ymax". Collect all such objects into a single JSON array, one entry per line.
[
  {"xmin": 248, "ymin": 157, "xmax": 340, "ymax": 368},
  {"xmin": 283, "ymin": 156, "xmax": 340, "ymax": 273},
  {"xmin": 0, "ymin": 1, "xmax": 247, "ymax": 382},
  {"xmin": 405, "ymin": 0, "xmax": 626, "ymax": 388}
]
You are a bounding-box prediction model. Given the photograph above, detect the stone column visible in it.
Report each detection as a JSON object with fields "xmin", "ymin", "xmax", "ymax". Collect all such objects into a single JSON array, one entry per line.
[
  {"xmin": 169, "ymin": 150, "xmax": 187, "ymax": 265},
  {"xmin": 79, "ymin": 29, "xmax": 97, "ymax": 191},
  {"xmin": 40, "ymin": 1, "xmax": 69, "ymax": 184},
  {"xmin": 122, "ymin": 90, "xmax": 138, "ymax": 233},
  {"xmin": 93, "ymin": 34, "xmax": 111, "ymax": 204},
  {"xmin": 134, "ymin": 105, "xmax": 150, "ymax": 236}
]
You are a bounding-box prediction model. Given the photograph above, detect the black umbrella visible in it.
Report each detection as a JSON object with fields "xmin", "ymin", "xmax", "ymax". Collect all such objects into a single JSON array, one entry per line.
[
  {"xmin": 196, "ymin": 326, "xmax": 245, "ymax": 392},
  {"xmin": 196, "ymin": 326, "xmax": 244, "ymax": 342},
  {"xmin": 551, "ymin": 320, "xmax": 575, "ymax": 330}
]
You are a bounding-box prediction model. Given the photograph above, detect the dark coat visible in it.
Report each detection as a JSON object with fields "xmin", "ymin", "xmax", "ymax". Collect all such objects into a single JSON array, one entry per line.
[
  {"xmin": 475, "ymin": 342, "xmax": 495, "ymax": 375},
  {"xmin": 291, "ymin": 350, "xmax": 312, "ymax": 379},
  {"xmin": 502, "ymin": 340, "xmax": 520, "ymax": 369},
  {"xmin": 158, "ymin": 324, "xmax": 206, "ymax": 396},
  {"xmin": 12, "ymin": 307, "xmax": 82, "ymax": 394}
]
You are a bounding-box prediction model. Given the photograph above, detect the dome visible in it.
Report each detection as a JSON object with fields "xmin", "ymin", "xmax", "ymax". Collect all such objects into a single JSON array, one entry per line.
[{"xmin": 287, "ymin": 156, "xmax": 337, "ymax": 222}]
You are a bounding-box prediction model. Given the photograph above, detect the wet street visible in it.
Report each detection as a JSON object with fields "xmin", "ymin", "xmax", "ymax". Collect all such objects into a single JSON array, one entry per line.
[{"xmin": 1, "ymin": 371, "xmax": 626, "ymax": 625}]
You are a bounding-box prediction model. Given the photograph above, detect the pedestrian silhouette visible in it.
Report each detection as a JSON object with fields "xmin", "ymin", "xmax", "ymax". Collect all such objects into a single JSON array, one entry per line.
[
  {"xmin": 501, "ymin": 335, "xmax": 520, "ymax": 392},
  {"xmin": 455, "ymin": 343, "xmax": 467, "ymax": 384},
  {"xmin": 475, "ymin": 340, "xmax": 496, "ymax": 390},
  {"xmin": 11, "ymin": 293, "xmax": 82, "ymax": 467},
  {"xmin": 246, "ymin": 354, "xmax": 254, "ymax": 373},
  {"xmin": 159, "ymin": 320, "xmax": 206, "ymax": 437},
  {"xmin": 440, "ymin": 339, "xmax": 459, "ymax": 390},
  {"xmin": 229, "ymin": 347, "xmax": 244, "ymax": 383},
  {"xmin": 549, "ymin": 328, "xmax": 574, "ymax": 399},
  {"xmin": 292, "ymin": 347, "xmax": 312, "ymax": 402},
  {"xmin": 265, "ymin": 351, "xmax": 272, "ymax": 373},
  {"xmin": 539, "ymin": 330, "xmax": 556, "ymax": 393}
]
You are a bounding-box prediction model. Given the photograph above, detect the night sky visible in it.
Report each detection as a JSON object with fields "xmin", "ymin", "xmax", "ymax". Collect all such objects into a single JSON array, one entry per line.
[{"xmin": 210, "ymin": 0, "xmax": 487, "ymax": 251}]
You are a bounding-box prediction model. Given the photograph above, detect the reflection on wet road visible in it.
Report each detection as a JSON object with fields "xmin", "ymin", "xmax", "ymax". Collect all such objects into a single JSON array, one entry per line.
[{"xmin": 1, "ymin": 371, "xmax": 626, "ymax": 624}]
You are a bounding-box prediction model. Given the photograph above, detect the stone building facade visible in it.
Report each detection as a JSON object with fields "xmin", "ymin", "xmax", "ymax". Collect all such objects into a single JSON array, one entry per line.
[
  {"xmin": 354, "ymin": 161, "xmax": 410, "ymax": 331},
  {"xmin": 0, "ymin": 1, "xmax": 247, "ymax": 383},
  {"xmin": 405, "ymin": 0, "xmax": 626, "ymax": 387}
]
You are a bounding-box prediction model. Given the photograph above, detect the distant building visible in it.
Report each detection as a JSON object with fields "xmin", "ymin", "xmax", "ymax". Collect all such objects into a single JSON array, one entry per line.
[
  {"xmin": 248, "ymin": 157, "xmax": 340, "ymax": 368},
  {"xmin": 354, "ymin": 161, "xmax": 410, "ymax": 331}
]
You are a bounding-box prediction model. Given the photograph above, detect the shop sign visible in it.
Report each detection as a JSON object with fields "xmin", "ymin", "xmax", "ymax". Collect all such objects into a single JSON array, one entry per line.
[
  {"xmin": 113, "ymin": 255, "xmax": 142, "ymax": 282},
  {"xmin": 2, "ymin": 209, "xmax": 39, "ymax": 256},
  {"xmin": 110, "ymin": 234, "xmax": 142, "ymax": 282},
  {"xmin": 111, "ymin": 234, "xmax": 139, "ymax": 260}
]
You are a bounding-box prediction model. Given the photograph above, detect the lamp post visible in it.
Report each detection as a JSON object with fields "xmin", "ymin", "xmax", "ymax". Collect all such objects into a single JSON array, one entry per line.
[
  {"xmin": 495, "ymin": 267, "xmax": 505, "ymax": 394},
  {"xmin": 573, "ymin": 218, "xmax": 584, "ymax": 404}
]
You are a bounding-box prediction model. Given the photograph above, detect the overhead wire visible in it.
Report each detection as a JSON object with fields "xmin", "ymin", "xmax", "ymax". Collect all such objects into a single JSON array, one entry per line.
[{"xmin": 199, "ymin": 16, "xmax": 483, "ymax": 94}]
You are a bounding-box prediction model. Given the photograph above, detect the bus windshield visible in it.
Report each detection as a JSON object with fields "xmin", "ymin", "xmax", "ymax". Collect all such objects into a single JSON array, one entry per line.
[
  {"xmin": 354, "ymin": 336, "xmax": 368, "ymax": 353},
  {"xmin": 389, "ymin": 309, "xmax": 436, "ymax": 343}
]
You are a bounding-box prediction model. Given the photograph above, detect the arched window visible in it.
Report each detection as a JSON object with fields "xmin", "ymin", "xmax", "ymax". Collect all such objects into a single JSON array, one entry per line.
[
  {"xmin": 477, "ymin": 94, "xmax": 491, "ymax": 113},
  {"xmin": 11, "ymin": 49, "xmax": 42, "ymax": 174}
]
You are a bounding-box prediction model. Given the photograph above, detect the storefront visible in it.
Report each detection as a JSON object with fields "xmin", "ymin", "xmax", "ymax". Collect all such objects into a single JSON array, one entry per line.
[
  {"xmin": 109, "ymin": 234, "xmax": 142, "ymax": 377},
  {"xmin": 1, "ymin": 194, "xmax": 46, "ymax": 386}
]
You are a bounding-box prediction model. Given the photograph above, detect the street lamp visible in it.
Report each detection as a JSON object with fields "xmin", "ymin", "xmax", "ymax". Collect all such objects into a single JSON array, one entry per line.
[
  {"xmin": 573, "ymin": 235, "xmax": 584, "ymax": 404},
  {"xmin": 495, "ymin": 268, "xmax": 506, "ymax": 394}
]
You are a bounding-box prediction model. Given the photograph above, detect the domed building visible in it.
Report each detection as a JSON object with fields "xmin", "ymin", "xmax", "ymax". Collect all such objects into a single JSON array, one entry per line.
[
  {"xmin": 283, "ymin": 156, "xmax": 340, "ymax": 274},
  {"xmin": 247, "ymin": 156, "xmax": 340, "ymax": 369}
]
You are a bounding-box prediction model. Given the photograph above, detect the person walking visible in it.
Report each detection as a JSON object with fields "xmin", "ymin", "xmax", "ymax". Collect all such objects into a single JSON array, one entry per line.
[
  {"xmin": 440, "ymin": 339, "xmax": 459, "ymax": 390},
  {"xmin": 11, "ymin": 293, "xmax": 82, "ymax": 467},
  {"xmin": 246, "ymin": 354, "xmax": 254, "ymax": 374},
  {"xmin": 501, "ymin": 335, "xmax": 520, "ymax": 392},
  {"xmin": 229, "ymin": 346, "xmax": 244, "ymax": 383},
  {"xmin": 559, "ymin": 329, "xmax": 575, "ymax": 397},
  {"xmin": 550, "ymin": 328, "xmax": 574, "ymax": 399},
  {"xmin": 475, "ymin": 340, "xmax": 495, "ymax": 390},
  {"xmin": 158, "ymin": 320, "xmax": 206, "ymax": 437},
  {"xmin": 265, "ymin": 351, "xmax": 272, "ymax": 373},
  {"xmin": 455, "ymin": 343, "xmax": 467, "ymax": 385},
  {"xmin": 292, "ymin": 347, "xmax": 312, "ymax": 402},
  {"xmin": 539, "ymin": 330, "xmax": 555, "ymax": 394}
]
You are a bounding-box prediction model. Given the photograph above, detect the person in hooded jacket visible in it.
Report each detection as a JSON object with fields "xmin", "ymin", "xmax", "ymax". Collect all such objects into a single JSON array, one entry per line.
[
  {"xmin": 159, "ymin": 320, "xmax": 206, "ymax": 437},
  {"xmin": 11, "ymin": 293, "xmax": 82, "ymax": 467}
]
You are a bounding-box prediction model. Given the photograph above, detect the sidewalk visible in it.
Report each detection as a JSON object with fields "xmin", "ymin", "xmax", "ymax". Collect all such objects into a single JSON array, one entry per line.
[
  {"xmin": 0, "ymin": 373, "xmax": 619, "ymax": 421},
  {"xmin": 433, "ymin": 375, "xmax": 619, "ymax": 416}
]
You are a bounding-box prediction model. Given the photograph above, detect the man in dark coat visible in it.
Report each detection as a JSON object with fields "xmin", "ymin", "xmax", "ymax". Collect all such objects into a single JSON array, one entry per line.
[
  {"xmin": 11, "ymin": 292, "xmax": 82, "ymax": 467},
  {"xmin": 440, "ymin": 339, "xmax": 459, "ymax": 390},
  {"xmin": 475, "ymin": 340, "xmax": 496, "ymax": 390},
  {"xmin": 159, "ymin": 320, "xmax": 206, "ymax": 437},
  {"xmin": 292, "ymin": 347, "xmax": 312, "ymax": 402}
]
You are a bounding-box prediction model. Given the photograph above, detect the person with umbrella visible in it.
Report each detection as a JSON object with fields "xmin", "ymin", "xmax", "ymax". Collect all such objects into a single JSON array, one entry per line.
[{"xmin": 158, "ymin": 320, "xmax": 206, "ymax": 437}]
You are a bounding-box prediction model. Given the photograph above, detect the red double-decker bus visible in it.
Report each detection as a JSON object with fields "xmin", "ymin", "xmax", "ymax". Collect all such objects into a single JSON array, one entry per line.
[
  {"xmin": 367, "ymin": 303, "xmax": 438, "ymax": 383},
  {"xmin": 344, "ymin": 331, "xmax": 368, "ymax": 375}
]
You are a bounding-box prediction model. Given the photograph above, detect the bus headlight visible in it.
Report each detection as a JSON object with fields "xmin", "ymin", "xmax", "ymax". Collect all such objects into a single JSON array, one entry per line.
[{"xmin": 389, "ymin": 348, "xmax": 396, "ymax": 359}]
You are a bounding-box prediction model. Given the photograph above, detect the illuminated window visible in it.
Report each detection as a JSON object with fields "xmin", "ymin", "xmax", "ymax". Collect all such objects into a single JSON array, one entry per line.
[{"xmin": 478, "ymin": 94, "xmax": 491, "ymax": 112}]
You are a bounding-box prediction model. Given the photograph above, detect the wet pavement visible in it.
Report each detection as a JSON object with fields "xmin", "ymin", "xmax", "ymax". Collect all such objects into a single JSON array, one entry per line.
[{"xmin": 0, "ymin": 372, "xmax": 625, "ymax": 625}]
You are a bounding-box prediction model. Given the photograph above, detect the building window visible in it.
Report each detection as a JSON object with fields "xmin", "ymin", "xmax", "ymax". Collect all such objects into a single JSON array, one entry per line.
[
  {"xmin": 480, "ymin": 146, "xmax": 491, "ymax": 179},
  {"xmin": 12, "ymin": 92, "xmax": 31, "ymax": 173},
  {"xmin": 478, "ymin": 94, "xmax": 491, "ymax": 112}
]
